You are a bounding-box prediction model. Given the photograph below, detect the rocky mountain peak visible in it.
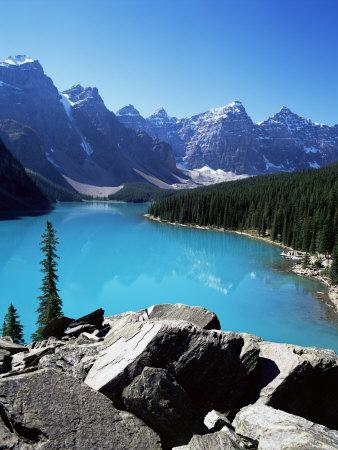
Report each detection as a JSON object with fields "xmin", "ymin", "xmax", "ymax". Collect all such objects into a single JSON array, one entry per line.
[
  {"xmin": 116, "ymin": 104, "xmax": 141, "ymax": 117},
  {"xmin": 208, "ymin": 100, "xmax": 249, "ymax": 120},
  {"xmin": 149, "ymin": 107, "xmax": 169, "ymax": 119},
  {"xmin": 0, "ymin": 55, "xmax": 36, "ymax": 66},
  {"xmin": 262, "ymin": 106, "xmax": 312, "ymax": 132},
  {"xmin": 63, "ymin": 85, "xmax": 101, "ymax": 105}
]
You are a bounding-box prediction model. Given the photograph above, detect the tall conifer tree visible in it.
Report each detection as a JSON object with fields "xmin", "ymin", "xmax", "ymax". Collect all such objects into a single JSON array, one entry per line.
[
  {"xmin": 2, "ymin": 303, "xmax": 24, "ymax": 344},
  {"xmin": 330, "ymin": 246, "xmax": 338, "ymax": 284},
  {"xmin": 33, "ymin": 221, "xmax": 63, "ymax": 340}
]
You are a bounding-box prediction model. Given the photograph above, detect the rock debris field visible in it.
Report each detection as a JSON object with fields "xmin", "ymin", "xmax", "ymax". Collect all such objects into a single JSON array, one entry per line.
[{"xmin": 0, "ymin": 303, "xmax": 337, "ymax": 449}]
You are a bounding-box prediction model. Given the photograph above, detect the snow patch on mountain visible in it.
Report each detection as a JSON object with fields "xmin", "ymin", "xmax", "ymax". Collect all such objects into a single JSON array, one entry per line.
[
  {"xmin": 179, "ymin": 166, "xmax": 249, "ymax": 186},
  {"xmin": 60, "ymin": 94, "xmax": 74, "ymax": 118},
  {"xmin": 304, "ymin": 146, "xmax": 320, "ymax": 154},
  {"xmin": 309, "ymin": 162, "xmax": 320, "ymax": 169},
  {"xmin": 0, "ymin": 55, "xmax": 35, "ymax": 66}
]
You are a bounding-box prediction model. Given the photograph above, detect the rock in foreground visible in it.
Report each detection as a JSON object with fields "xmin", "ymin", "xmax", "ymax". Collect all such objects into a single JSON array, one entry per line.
[
  {"xmin": 233, "ymin": 404, "xmax": 338, "ymax": 450},
  {"xmin": 0, "ymin": 369, "xmax": 161, "ymax": 449},
  {"xmin": 0, "ymin": 303, "xmax": 337, "ymax": 449},
  {"xmin": 123, "ymin": 366, "xmax": 207, "ymax": 447}
]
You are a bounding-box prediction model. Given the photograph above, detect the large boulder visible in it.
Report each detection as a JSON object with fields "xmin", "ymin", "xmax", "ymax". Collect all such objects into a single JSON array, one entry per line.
[
  {"xmin": 68, "ymin": 308, "xmax": 104, "ymax": 329},
  {"xmin": 39, "ymin": 316, "xmax": 74, "ymax": 339},
  {"xmin": 64, "ymin": 323, "xmax": 97, "ymax": 337},
  {"xmin": 85, "ymin": 320, "xmax": 258, "ymax": 415},
  {"xmin": 146, "ymin": 304, "xmax": 221, "ymax": 330},
  {"xmin": 0, "ymin": 338, "xmax": 27, "ymax": 355},
  {"xmin": 252, "ymin": 341, "xmax": 338, "ymax": 429},
  {"xmin": 0, "ymin": 369, "xmax": 162, "ymax": 449},
  {"xmin": 173, "ymin": 425, "xmax": 257, "ymax": 450},
  {"xmin": 233, "ymin": 404, "xmax": 338, "ymax": 450},
  {"xmin": 123, "ymin": 366, "xmax": 207, "ymax": 447}
]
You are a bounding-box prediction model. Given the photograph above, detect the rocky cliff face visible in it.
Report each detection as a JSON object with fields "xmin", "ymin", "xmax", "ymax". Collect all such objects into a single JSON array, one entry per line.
[
  {"xmin": 117, "ymin": 102, "xmax": 338, "ymax": 175},
  {"xmin": 0, "ymin": 139, "xmax": 50, "ymax": 212},
  {"xmin": 0, "ymin": 56, "xmax": 185, "ymax": 188},
  {"xmin": 1, "ymin": 304, "xmax": 337, "ymax": 449}
]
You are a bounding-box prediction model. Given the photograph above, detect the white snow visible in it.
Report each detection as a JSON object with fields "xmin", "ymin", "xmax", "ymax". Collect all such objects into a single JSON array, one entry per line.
[
  {"xmin": 0, "ymin": 55, "xmax": 35, "ymax": 66},
  {"xmin": 175, "ymin": 165, "xmax": 249, "ymax": 187},
  {"xmin": 60, "ymin": 93, "xmax": 74, "ymax": 118},
  {"xmin": 304, "ymin": 146, "xmax": 320, "ymax": 154},
  {"xmin": 80, "ymin": 140, "xmax": 94, "ymax": 156},
  {"xmin": 59, "ymin": 92, "xmax": 93, "ymax": 155},
  {"xmin": 309, "ymin": 162, "xmax": 320, "ymax": 169}
]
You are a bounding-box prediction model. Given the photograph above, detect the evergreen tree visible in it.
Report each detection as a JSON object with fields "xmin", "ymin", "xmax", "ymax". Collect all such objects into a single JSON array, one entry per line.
[
  {"xmin": 302, "ymin": 252, "xmax": 311, "ymax": 269},
  {"xmin": 33, "ymin": 221, "xmax": 63, "ymax": 340},
  {"xmin": 149, "ymin": 162, "xmax": 338, "ymax": 255},
  {"xmin": 330, "ymin": 246, "xmax": 338, "ymax": 284},
  {"xmin": 2, "ymin": 303, "xmax": 24, "ymax": 344}
]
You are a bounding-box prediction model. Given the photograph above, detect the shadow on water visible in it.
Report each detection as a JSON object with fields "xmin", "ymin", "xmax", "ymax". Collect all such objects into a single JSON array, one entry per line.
[{"xmin": 0, "ymin": 206, "xmax": 53, "ymax": 221}]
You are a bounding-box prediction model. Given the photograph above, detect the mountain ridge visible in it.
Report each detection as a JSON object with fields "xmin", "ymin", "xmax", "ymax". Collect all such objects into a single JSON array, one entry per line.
[
  {"xmin": 117, "ymin": 101, "xmax": 338, "ymax": 175},
  {"xmin": 0, "ymin": 55, "xmax": 186, "ymax": 189}
]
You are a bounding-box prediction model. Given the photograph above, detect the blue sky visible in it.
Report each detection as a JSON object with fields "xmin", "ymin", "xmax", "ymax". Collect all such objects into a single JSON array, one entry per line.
[{"xmin": 1, "ymin": 0, "xmax": 337, "ymax": 124}]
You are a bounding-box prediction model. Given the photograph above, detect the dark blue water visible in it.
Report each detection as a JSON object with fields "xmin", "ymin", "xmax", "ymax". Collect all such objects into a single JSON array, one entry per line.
[{"xmin": 0, "ymin": 202, "xmax": 337, "ymax": 351}]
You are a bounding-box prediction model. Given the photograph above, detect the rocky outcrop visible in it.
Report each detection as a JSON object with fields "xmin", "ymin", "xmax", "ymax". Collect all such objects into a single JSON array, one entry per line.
[
  {"xmin": 0, "ymin": 304, "xmax": 337, "ymax": 449},
  {"xmin": 85, "ymin": 320, "xmax": 257, "ymax": 415},
  {"xmin": 233, "ymin": 404, "xmax": 338, "ymax": 450},
  {"xmin": 146, "ymin": 303, "xmax": 221, "ymax": 330},
  {"xmin": 123, "ymin": 366, "xmax": 207, "ymax": 447},
  {"xmin": 251, "ymin": 341, "xmax": 338, "ymax": 429},
  {"xmin": 0, "ymin": 369, "xmax": 161, "ymax": 449}
]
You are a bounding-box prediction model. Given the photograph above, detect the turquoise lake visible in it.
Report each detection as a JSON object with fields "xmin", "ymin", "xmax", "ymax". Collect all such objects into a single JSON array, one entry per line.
[{"xmin": 0, "ymin": 202, "xmax": 337, "ymax": 352}]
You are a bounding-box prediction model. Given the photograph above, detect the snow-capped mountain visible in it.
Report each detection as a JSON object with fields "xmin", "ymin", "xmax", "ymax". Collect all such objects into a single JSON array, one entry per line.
[
  {"xmin": 0, "ymin": 55, "xmax": 186, "ymax": 189},
  {"xmin": 117, "ymin": 102, "xmax": 338, "ymax": 174}
]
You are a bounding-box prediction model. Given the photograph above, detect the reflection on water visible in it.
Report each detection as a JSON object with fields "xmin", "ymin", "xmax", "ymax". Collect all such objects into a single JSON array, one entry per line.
[{"xmin": 0, "ymin": 202, "xmax": 337, "ymax": 351}]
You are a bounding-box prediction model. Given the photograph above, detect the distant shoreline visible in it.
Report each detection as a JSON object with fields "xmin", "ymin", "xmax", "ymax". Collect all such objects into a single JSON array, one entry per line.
[{"xmin": 145, "ymin": 214, "xmax": 338, "ymax": 312}]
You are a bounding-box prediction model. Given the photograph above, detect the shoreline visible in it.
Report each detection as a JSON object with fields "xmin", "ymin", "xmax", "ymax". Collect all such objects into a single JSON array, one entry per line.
[{"xmin": 145, "ymin": 214, "xmax": 338, "ymax": 312}]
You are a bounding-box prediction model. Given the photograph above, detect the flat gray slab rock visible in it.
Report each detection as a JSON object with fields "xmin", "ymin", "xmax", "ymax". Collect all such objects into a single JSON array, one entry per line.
[
  {"xmin": 0, "ymin": 368, "xmax": 162, "ymax": 449},
  {"xmin": 233, "ymin": 404, "xmax": 338, "ymax": 450},
  {"xmin": 85, "ymin": 320, "xmax": 257, "ymax": 415},
  {"xmin": 123, "ymin": 366, "xmax": 207, "ymax": 447},
  {"xmin": 253, "ymin": 341, "xmax": 338, "ymax": 429},
  {"xmin": 146, "ymin": 303, "xmax": 221, "ymax": 330},
  {"xmin": 0, "ymin": 338, "xmax": 28, "ymax": 355}
]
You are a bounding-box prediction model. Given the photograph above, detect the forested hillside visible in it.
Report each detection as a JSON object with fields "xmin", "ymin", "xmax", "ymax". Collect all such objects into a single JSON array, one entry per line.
[
  {"xmin": 27, "ymin": 170, "xmax": 84, "ymax": 202},
  {"xmin": 0, "ymin": 139, "xmax": 50, "ymax": 212},
  {"xmin": 109, "ymin": 183, "xmax": 175, "ymax": 203},
  {"xmin": 149, "ymin": 164, "xmax": 338, "ymax": 253}
]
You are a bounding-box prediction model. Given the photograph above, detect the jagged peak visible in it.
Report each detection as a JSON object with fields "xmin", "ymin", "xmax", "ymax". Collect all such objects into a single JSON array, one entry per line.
[
  {"xmin": 149, "ymin": 107, "xmax": 169, "ymax": 118},
  {"xmin": 205, "ymin": 100, "xmax": 250, "ymax": 122},
  {"xmin": 116, "ymin": 104, "xmax": 141, "ymax": 116},
  {"xmin": 63, "ymin": 85, "xmax": 100, "ymax": 104},
  {"xmin": 262, "ymin": 106, "xmax": 313, "ymax": 130},
  {"xmin": 0, "ymin": 55, "xmax": 37, "ymax": 67}
]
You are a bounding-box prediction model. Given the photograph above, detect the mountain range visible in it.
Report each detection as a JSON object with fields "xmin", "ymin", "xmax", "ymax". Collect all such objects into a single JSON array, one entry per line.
[
  {"xmin": 0, "ymin": 55, "xmax": 186, "ymax": 193},
  {"xmin": 117, "ymin": 102, "xmax": 338, "ymax": 175},
  {"xmin": 0, "ymin": 55, "xmax": 337, "ymax": 194}
]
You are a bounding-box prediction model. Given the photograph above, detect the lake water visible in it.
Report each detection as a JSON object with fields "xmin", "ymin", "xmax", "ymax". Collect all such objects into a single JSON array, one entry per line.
[{"xmin": 0, "ymin": 202, "xmax": 337, "ymax": 351}]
